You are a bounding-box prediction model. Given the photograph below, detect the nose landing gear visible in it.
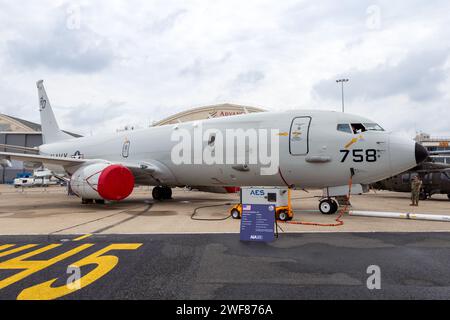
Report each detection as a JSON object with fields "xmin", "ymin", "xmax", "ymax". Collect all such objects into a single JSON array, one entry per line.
[
  {"xmin": 152, "ymin": 186, "xmax": 172, "ymax": 201},
  {"xmin": 319, "ymin": 198, "xmax": 339, "ymax": 215}
]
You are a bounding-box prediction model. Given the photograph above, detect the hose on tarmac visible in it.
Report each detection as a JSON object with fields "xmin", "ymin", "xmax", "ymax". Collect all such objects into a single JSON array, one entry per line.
[
  {"xmin": 191, "ymin": 203, "xmax": 234, "ymax": 221},
  {"xmin": 190, "ymin": 170, "xmax": 354, "ymax": 227},
  {"xmin": 284, "ymin": 173, "xmax": 354, "ymax": 227}
]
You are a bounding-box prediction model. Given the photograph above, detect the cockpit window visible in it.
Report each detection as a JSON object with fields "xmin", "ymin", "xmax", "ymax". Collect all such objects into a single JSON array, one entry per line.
[
  {"xmin": 351, "ymin": 123, "xmax": 366, "ymax": 134},
  {"xmin": 363, "ymin": 123, "xmax": 385, "ymax": 132},
  {"xmin": 340, "ymin": 122, "xmax": 385, "ymax": 134},
  {"xmin": 337, "ymin": 124, "xmax": 353, "ymax": 134}
]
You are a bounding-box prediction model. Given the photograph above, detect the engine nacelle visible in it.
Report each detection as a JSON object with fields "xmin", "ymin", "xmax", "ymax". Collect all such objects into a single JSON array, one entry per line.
[{"xmin": 70, "ymin": 163, "xmax": 135, "ymax": 201}]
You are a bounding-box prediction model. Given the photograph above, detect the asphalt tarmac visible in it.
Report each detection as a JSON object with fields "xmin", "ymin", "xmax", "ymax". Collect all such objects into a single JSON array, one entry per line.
[
  {"xmin": 2, "ymin": 186, "xmax": 450, "ymax": 234},
  {"xmin": 1, "ymin": 232, "xmax": 450, "ymax": 300}
]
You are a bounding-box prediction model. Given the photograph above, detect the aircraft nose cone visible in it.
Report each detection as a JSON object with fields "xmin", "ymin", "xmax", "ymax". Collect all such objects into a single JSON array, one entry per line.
[{"xmin": 415, "ymin": 143, "xmax": 428, "ymax": 164}]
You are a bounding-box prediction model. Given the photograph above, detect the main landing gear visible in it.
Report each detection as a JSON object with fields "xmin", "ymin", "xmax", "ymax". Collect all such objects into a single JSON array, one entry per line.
[
  {"xmin": 152, "ymin": 186, "xmax": 172, "ymax": 201},
  {"xmin": 81, "ymin": 199, "xmax": 105, "ymax": 205},
  {"xmin": 319, "ymin": 198, "xmax": 339, "ymax": 215}
]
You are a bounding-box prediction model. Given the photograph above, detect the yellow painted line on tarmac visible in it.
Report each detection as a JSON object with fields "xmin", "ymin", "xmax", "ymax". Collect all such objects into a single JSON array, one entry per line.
[
  {"xmin": 17, "ymin": 243, "xmax": 143, "ymax": 300},
  {"xmin": 0, "ymin": 244, "xmax": 93, "ymax": 291},
  {"xmin": 0, "ymin": 244, "xmax": 38, "ymax": 258},
  {"xmin": 0, "ymin": 241, "xmax": 143, "ymax": 300},
  {"xmin": 0, "ymin": 245, "xmax": 16, "ymax": 252},
  {"xmin": 73, "ymin": 234, "xmax": 93, "ymax": 241}
]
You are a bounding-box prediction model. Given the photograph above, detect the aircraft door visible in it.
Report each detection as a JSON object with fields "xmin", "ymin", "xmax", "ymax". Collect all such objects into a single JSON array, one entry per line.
[{"xmin": 290, "ymin": 117, "xmax": 311, "ymax": 156}]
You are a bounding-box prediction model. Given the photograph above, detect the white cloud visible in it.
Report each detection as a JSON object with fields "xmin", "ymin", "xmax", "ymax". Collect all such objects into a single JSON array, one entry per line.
[{"xmin": 0, "ymin": 0, "xmax": 449, "ymax": 137}]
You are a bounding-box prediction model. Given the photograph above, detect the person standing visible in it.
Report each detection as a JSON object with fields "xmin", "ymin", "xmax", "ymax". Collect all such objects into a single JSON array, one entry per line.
[{"xmin": 411, "ymin": 176, "xmax": 423, "ymax": 206}]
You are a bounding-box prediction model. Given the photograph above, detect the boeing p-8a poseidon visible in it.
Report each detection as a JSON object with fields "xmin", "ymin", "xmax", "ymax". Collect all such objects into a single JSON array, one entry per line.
[{"xmin": 0, "ymin": 81, "xmax": 428, "ymax": 214}]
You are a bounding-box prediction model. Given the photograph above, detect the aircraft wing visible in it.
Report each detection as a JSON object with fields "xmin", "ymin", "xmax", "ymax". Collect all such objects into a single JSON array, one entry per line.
[
  {"xmin": 0, "ymin": 151, "xmax": 85, "ymax": 167},
  {"xmin": 0, "ymin": 144, "xmax": 39, "ymax": 153},
  {"xmin": 0, "ymin": 151, "xmax": 170, "ymax": 185}
]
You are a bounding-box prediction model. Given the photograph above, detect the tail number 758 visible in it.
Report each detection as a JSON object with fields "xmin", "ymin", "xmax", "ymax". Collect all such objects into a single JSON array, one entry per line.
[{"xmin": 340, "ymin": 149, "xmax": 378, "ymax": 163}]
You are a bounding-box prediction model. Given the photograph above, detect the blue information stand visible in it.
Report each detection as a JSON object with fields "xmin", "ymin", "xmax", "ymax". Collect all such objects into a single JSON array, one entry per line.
[{"xmin": 240, "ymin": 204, "xmax": 276, "ymax": 242}]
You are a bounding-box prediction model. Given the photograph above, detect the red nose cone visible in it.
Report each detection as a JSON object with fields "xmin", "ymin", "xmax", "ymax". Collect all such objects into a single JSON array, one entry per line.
[{"xmin": 97, "ymin": 165, "xmax": 135, "ymax": 201}]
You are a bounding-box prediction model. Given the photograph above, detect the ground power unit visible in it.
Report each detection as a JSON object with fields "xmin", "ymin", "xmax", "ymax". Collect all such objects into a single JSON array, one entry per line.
[{"xmin": 230, "ymin": 186, "xmax": 294, "ymax": 221}]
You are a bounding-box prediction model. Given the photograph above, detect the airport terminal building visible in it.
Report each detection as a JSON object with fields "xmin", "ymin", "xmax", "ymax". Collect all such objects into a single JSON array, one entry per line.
[{"xmin": 416, "ymin": 133, "xmax": 450, "ymax": 164}]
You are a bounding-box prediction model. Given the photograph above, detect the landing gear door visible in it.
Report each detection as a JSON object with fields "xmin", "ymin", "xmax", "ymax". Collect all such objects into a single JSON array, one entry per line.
[{"xmin": 290, "ymin": 117, "xmax": 311, "ymax": 156}]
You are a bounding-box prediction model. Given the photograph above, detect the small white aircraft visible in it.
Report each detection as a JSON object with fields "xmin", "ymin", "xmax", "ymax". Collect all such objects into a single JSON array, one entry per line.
[{"xmin": 0, "ymin": 80, "xmax": 428, "ymax": 214}]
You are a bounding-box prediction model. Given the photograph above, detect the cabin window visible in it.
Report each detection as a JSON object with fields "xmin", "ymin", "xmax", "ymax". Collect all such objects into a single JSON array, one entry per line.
[{"xmin": 337, "ymin": 124, "xmax": 353, "ymax": 134}]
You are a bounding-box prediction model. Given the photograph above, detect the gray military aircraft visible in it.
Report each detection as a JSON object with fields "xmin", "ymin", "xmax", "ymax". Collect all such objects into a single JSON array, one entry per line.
[
  {"xmin": 0, "ymin": 80, "xmax": 429, "ymax": 214},
  {"xmin": 373, "ymin": 161, "xmax": 450, "ymax": 200}
]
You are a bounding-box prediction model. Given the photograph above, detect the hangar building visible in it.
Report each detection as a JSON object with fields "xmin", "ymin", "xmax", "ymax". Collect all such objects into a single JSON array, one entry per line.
[
  {"xmin": 0, "ymin": 114, "xmax": 80, "ymax": 184},
  {"xmin": 153, "ymin": 104, "xmax": 265, "ymax": 126}
]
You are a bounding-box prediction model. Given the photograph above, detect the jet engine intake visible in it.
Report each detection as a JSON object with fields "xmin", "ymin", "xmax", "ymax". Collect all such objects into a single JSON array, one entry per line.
[{"xmin": 70, "ymin": 163, "xmax": 134, "ymax": 201}]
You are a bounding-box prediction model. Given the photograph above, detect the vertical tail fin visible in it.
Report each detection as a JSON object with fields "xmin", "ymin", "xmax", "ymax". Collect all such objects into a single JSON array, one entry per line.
[{"xmin": 37, "ymin": 80, "xmax": 71, "ymax": 144}]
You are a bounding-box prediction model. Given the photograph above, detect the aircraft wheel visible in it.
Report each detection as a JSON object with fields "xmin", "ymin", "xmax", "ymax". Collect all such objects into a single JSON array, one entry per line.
[
  {"xmin": 152, "ymin": 187, "xmax": 164, "ymax": 201},
  {"xmin": 419, "ymin": 192, "xmax": 428, "ymax": 201},
  {"xmin": 277, "ymin": 210, "xmax": 289, "ymax": 222},
  {"xmin": 331, "ymin": 199, "xmax": 339, "ymax": 213},
  {"xmin": 162, "ymin": 187, "xmax": 172, "ymax": 199},
  {"xmin": 231, "ymin": 209, "xmax": 241, "ymax": 219},
  {"xmin": 319, "ymin": 199, "xmax": 338, "ymax": 215},
  {"xmin": 447, "ymin": 194, "xmax": 450, "ymax": 200},
  {"xmin": 82, "ymin": 198, "xmax": 94, "ymax": 205},
  {"xmin": 95, "ymin": 199, "xmax": 105, "ymax": 205}
]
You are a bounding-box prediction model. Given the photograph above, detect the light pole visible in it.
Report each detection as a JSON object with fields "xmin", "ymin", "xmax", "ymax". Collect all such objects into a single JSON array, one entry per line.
[{"xmin": 336, "ymin": 78, "xmax": 349, "ymax": 113}]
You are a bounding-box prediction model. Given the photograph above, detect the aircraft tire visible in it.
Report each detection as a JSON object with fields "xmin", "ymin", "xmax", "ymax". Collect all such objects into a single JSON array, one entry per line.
[
  {"xmin": 82, "ymin": 198, "xmax": 94, "ymax": 205},
  {"xmin": 319, "ymin": 199, "xmax": 337, "ymax": 215},
  {"xmin": 152, "ymin": 187, "xmax": 164, "ymax": 201},
  {"xmin": 162, "ymin": 187, "xmax": 172, "ymax": 199},
  {"xmin": 419, "ymin": 192, "xmax": 428, "ymax": 201},
  {"xmin": 447, "ymin": 194, "xmax": 450, "ymax": 200},
  {"xmin": 331, "ymin": 199, "xmax": 339, "ymax": 214}
]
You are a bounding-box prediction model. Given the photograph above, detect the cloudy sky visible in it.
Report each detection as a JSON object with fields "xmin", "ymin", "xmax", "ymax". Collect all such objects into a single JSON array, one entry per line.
[{"xmin": 0, "ymin": 0, "xmax": 449, "ymax": 137}]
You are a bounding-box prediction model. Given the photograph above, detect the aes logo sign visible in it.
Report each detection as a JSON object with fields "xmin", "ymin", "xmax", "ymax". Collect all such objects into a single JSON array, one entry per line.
[{"xmin": 250, "ymin": 190, "xmax": 265, "ymax": 196}]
